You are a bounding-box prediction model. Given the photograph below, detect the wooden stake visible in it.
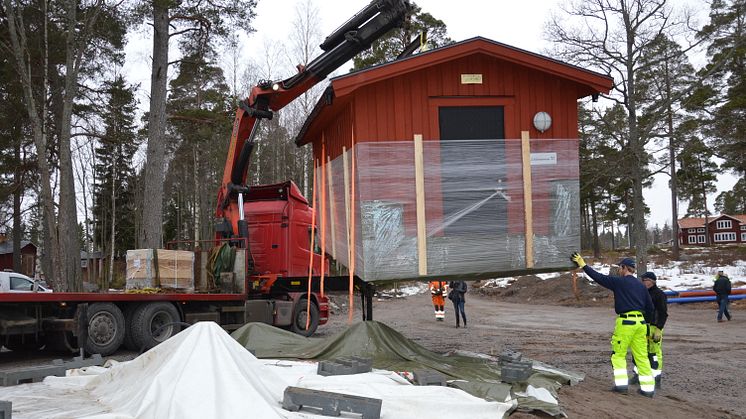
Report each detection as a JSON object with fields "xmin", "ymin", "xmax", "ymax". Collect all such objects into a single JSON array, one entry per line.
[
  {"xmin": 414, "ymin": 134, "xmax": 427, "ymax": 276},
  {"xmin": 521, "ymin": 131, "xmax": 534, "ymax": 269},
  {"xmin": 320, "ymin": 142, "xmax": 327, "ymax": 297},
  {"xmin": 306, "ymin": 160, "xmax": 318, "ymax": 330}
]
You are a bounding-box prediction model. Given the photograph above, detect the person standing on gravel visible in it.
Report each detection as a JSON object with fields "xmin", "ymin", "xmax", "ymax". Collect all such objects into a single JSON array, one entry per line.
[
  {"xmin": 640, "ymin": 271, "xmax": 667, "ymax": 389},
  {"xmin": 448, "ymin": 280, "xmax": 467, "ymax": 328},
  {"xmin": 713, "ymin": 270, "xmax": 732, "ymax": 322},
  {"xmin": 429, "ymin": 280, "xmax": 448, "ymax": 321},
  {"xmin": 570, "ymin": 253, "xmax": 656, "ymax": 397}
]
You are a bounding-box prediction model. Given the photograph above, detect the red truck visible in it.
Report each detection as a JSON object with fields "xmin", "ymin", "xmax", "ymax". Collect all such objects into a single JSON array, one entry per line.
[{"xmin": 0, "ymin": 0, "xmax": 410, "ymax": 356}]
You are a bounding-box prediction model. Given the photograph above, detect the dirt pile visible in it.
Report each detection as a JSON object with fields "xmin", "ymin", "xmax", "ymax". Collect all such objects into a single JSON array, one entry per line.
[{"xmin": 476, "ymin": 273, "xmax": 613, "ymax": 307}]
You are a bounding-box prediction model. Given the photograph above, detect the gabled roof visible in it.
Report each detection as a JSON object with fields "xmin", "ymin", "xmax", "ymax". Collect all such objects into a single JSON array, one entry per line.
[
  {"xmin": 678, "ymin": 214, "xmax": 746, "ymax": 229},
  {"xmin": 0, "ymin": 240, "xmax": 35, "ymax": 255},
  {"xmin": 296, "ymin": 37, "xmax": 614, "ymax": 146}
]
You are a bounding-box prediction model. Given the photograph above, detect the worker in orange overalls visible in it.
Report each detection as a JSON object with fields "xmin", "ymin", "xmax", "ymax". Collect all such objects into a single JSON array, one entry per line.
[{"xmin": 429, "ymin": 280, "xmax": 448, "ymax": 321}]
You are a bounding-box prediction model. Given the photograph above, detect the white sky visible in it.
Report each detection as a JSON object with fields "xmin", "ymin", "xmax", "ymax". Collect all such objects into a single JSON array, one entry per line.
[{"xmin": 121, "ymin": 0, "xmax": 735, "ymax": 229}]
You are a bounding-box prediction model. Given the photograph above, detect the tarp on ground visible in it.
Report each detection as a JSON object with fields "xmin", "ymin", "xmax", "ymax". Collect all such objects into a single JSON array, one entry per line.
[
  {"xmin": 231, "ymin": 321, "xmax": 583, "ymax": 416},
  {"xmin": 0, "ymin": 322, "xmax": 513, "ymax": 419}
]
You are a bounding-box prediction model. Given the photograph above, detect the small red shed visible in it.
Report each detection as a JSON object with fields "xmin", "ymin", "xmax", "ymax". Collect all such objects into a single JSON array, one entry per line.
[
  {"xmin": 0, "ymin": 239, "xmax": 37, "ymax": 277},
  {"xmin": 296, "ymin": 37, "xmax": 613, "ymax": 282}
]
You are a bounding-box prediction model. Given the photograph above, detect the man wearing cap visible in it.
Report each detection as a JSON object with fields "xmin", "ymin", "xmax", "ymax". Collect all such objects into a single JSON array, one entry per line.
[
  {"xmin": 570, "ymin": 253, "xmax": 656, "ymax": 397},
  {"xmin": 640, "ymin": 271, "xmax": 667, "ymax": 389}
]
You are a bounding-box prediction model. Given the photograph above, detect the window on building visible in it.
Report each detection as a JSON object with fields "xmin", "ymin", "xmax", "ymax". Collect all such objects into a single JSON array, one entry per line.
[
  {"xmin": 697, "ymin": 228, "xmax": 705, "ymax": 233},
  {"xmin": 688, "ymin": 235, "xmax": 697, "ymax": 244},
  {"xmin": 740, "ymin": 225, "xmax": 746, "ymax": 231},
  {"xmin": 714, "ymin": 232, "xmax": 737, "ymax": 242},
  {"xmin": 716, "ymin": 220, "xmax": 732, "ymax": 229},
  {"xmin": 698, "ymin": 235, "xmax": 706, "ymax": 243},
  {"xmin": 689, "ymin": 228, "xmax": 697, "ymax": 233},
  {"xmin": 742, "ymin": 232, "xmax": 746, "ymax": 242}
]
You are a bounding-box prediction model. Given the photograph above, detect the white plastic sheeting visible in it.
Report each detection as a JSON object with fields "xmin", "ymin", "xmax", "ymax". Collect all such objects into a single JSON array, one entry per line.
[{"xmin": 0, "ymin": 322, "xmax": 513, "ymax": 419}]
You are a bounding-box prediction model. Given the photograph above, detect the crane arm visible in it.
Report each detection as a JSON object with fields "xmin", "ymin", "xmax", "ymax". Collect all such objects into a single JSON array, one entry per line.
[{"xmin": 216, "ymin": 0, "xmax": 411, "ymax": 243}]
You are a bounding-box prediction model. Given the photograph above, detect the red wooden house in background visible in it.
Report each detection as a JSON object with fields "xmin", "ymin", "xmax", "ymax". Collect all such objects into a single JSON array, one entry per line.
[
  {"xmin": 678, "ymin": 214, "xmax": 746, "ymax": 246},
  {"xmin": 295, "ymin": 37, "xmax": 613, "ymax": 281}
]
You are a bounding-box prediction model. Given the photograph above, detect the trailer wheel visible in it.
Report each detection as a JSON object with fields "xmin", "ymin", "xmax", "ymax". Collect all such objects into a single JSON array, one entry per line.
[
  {"xmin": 131, "ymin": 302, "xmax": 181, "ymax": 351},
  {"xmin": 121, "ymin": 304, "xmax": 140, "ymax": 351},
  {"xmin": 84, "ymin": 303, "xmax": 125, "ymax": 356},
  {"xmin": 290, "ymin": 298, "xmax": 319, "ymax": 337}
]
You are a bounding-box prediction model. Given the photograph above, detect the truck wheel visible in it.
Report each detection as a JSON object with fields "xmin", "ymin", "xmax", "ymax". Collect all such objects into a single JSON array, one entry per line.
[
  {"xmin": 84, "ymin": 303, "xmax": 125, "ymax": 356},
  {"xmin": 121, "ymin": 304, "xmax": 140, "ymax": 351},
  {"xmin": 290, "ymin": 298, "xmax": 319, "ymax": 336},
  {"xmin": 131, "ymin": 302, "xmax": 180, "ymax": 352}
]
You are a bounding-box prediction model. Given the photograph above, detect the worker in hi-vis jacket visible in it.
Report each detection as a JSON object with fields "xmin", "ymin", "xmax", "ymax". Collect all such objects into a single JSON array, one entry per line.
[
  {"xmin": 571, "ymin": 253, "xmax": 656, "ymax": 398},
  {"xmin": 429, "ymin": 280, "xmax": 448, "ymax": 321}
]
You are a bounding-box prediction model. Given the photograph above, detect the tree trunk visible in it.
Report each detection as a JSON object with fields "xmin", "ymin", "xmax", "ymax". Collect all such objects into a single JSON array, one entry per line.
[
  {"xmin": 140, "ymin": 2, "xmax": 170, "ymax": 249},
  {"xmin": 590, "ymin": 196, "xmax": 600, "ymax": 258},
  {"xmin": 193, "ymin": 148, "xmax": 200, "ymax": 242},
  {"xmin": 108, "ymin": 167, "xmax": 116, "ymax": 291},
  {"xmin": 667, "ymin": 73, "xmax": 680, "ymax": 260},
  {"xmin": 12, "ymin": 138, "xmax": 22, "ymax": 273},
  {"xmin": 3, "ymin": 0, "xmax": 63, "ymax": 289}
]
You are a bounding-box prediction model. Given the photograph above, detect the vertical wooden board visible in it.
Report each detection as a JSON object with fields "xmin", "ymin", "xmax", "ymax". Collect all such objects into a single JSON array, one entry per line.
[
  {"xmin": 411, "ymin": 73, "xmax": 424, "ymax": 137},
  {"xmin": 375, "ymin": 81, "xmax": 387, "ymax": 140},
  {"xmin": 342, "ymin": 146, "xmax": 351, "ymax": 256},
  {"xmin": 402, "ymin": 73, "xmax": 413, "ymax": 138},
  {"xmin": 327, "ymin": 155, "xmax": 337, "ymax": 260},
  {"xmin": 414, "ymin": 134, "xmax": 428, "ymax": 276},
  {"xmin": 521, "ymin": 131, "xmax": 534, "ymax": 269}
]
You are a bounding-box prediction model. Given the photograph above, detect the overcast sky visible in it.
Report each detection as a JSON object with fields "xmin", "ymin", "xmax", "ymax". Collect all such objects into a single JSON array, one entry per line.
[{"xmin": 122, "ymin": 0, "xmax": 735, "ymax": 229}]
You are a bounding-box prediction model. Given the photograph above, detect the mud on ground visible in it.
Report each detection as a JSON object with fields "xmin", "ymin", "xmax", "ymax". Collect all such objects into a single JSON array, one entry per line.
[{"xmin": 323, "ymin": 280, "xmax": 745, "ymax": 418}]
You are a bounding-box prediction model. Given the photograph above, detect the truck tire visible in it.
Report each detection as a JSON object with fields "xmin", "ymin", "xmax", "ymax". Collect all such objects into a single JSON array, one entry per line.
[
  {"xmin": 121, "ymin": 304, "xmax": 140, "ymax": 351},
  {"xmin": 131, "ymin": 302, "xmax": 181, "ymax": 352},
  {"xmin": 84, "ymin": 303, "xmax": 125, "ymax": 356},
  {"xmin": 290, "ymin": 298, "xmax": 319, "ymax": 337}
]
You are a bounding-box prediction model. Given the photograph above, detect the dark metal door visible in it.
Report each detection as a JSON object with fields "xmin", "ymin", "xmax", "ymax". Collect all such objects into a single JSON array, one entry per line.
[{"xmin": 438, "ymin": 106, "xmax": 506, "ymax": 236}]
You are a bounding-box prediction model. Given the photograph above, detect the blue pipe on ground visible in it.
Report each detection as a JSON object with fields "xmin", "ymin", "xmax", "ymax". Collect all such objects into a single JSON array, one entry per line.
[{"xmin": 667, "ymin": 294, "xmax": 746, "ymax": 304}]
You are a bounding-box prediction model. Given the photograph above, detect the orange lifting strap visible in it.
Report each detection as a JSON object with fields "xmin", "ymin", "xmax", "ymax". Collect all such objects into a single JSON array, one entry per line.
[{"xmin": 305, "ymin": 160, "xmax": 318, "ymax": 331}]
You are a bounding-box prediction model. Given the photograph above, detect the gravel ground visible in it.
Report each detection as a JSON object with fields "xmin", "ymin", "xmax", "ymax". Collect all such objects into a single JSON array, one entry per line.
[{"xmin": 320, "ymin": 289, "xmax": 745, "ymax": 418}]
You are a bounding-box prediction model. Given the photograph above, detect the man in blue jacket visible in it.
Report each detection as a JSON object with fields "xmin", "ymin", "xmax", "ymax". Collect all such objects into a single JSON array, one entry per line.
[{"xmin": 571, "ymin": 253, "xmax": 656, "ymax": 397}]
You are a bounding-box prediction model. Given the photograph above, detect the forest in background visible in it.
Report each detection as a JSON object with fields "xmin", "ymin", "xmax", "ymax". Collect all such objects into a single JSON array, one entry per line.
[{"xmin": 0, "ymin": 0, "xmax": 744, "ymax": 290}]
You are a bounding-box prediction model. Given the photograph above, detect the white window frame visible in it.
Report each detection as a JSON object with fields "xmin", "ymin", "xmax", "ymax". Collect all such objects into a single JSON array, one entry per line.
[
  {"xmin": 740, "ymin": 225, "xmax": 746, "ymax": 231},
  {"xmin": 698, "ymin": 235, "xmax": 706, "ymax": 243},
  {"xmin": 716, "ymin": 220, "xmax": 732, "ymax": 229},
  {"xmin": 688, "ymin": 235, "xmax": 697, "ymax": 244},
  {"xmin": 742, "ymin": 232, "xmax": 746, "ymax": 242},
  {"xmin": 697, "ymin": 228, "xmax": 706, "ymax": 233},
  {"xmin": 714, "ymin": 232, "xmax": 737, "ymax": 242},
  {"xmin": 689, "ymin": 228, "xmax": 697, "ymax": 233}
]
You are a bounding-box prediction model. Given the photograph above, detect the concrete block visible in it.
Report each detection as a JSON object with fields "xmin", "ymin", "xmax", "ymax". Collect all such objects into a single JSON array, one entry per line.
[
  {"xmin": 317, "ymin": 356, "xmax": 372, "ymax": 376},
  {"xmin": 499, "ymin": 350, "xmax": 522, "ymax": 366},
  {"xmin": 412, "ymin": 369, "xmax": 447, "ymax": 386},
  {"xmin": 282, "ymin": 386, "xmax": 381, "ymax": 419},
  {"xmin": 1, "ymin": 354, "xmax": 104, "ymax": 386},
  {"xmin": 501, "ymin": 360, "xmax": 533, "ymax": 384},
  {"xmin": 0, "ymin": 400, "xmax": 10, "ymax": 419}
]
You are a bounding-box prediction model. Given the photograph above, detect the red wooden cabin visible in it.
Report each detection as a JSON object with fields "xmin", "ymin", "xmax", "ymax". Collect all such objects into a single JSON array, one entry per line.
[{"xmin": 295, "ymin": 37, "xmax": 613, "ymax": 282}]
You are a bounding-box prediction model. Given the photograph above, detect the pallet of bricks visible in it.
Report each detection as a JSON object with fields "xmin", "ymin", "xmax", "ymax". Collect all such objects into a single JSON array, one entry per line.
[{"xmin": 126, "ymin": 249, "xmax": 194, "ymax": 292}]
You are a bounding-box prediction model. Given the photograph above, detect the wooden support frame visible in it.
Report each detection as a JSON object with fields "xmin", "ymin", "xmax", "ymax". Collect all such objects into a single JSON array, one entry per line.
[
  {"xmin": 521, "ymin": 130, "xmax": 534, "ymax": 268},
  {"xmin": 414, "ymin": 134, "xmax": 428, "ymax": 275}
]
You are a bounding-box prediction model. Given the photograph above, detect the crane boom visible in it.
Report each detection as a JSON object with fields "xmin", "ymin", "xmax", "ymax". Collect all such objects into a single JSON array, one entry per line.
[{"xmin": 216, "ymin": 0, "xmax": 411, "ymax": 258}]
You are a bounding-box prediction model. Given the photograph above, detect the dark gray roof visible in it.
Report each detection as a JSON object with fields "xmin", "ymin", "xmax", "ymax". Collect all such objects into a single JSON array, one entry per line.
[{"xmin": 0, "ymin": 240, "xmax": 35, "ymax": 255}]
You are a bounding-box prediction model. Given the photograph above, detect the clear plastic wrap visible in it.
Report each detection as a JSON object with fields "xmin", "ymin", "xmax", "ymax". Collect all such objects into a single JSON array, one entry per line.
[{"xmin": 317, "ymin": 138, "xmax": 579, "ymax": 282}]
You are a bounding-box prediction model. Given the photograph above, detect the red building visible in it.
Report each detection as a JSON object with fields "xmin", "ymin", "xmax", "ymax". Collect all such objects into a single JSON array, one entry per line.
[
  {"xmin": 0, "ymin": 239, "xmax": 36, "ymax": 277},
  {"xmin": 295, "ymin": 37, "xmax": 612, "ymax": 281},
  {"xmin": 678, "ymin": 214, "xmax": 746, "ymax": 246}
]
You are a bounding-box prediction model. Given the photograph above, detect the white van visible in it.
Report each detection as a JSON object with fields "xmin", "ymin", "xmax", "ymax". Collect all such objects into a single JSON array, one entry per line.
[{"xmin": 0, "ymin": 271, "xmax": 52, "ymax": 293}]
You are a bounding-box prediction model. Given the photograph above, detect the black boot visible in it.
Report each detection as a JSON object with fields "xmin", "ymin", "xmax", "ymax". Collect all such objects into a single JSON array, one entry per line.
[
  {"xmin": 655, "ymin": 375, "xmax": 661, "ymax": 389},
  {"xmin": 463, "ymin": 318, "xmax": 467, "ymax": 328}
]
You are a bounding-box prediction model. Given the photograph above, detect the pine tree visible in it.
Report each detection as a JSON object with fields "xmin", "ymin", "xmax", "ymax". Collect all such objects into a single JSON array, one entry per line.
[
  {"xmin": 352, "ymin": 2, "xmax": 452, "ymax": 70},
  {"xmin": 676, "ymin": 138, "xmax": 718, "ymax": 217},
  {"xmin": 92, "ymin": 76, "xmax": 139, "ymax": 288}
]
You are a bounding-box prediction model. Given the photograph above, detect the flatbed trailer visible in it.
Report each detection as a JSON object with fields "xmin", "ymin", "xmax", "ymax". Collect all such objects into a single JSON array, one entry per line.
[{"xmin": 0, "ymin": 283, "xmax": 329, "ymax": 356}]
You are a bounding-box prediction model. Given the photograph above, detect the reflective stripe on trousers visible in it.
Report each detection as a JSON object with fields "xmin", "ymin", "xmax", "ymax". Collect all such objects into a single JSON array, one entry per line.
[{"xmin": 611, "ymin": 313, "xmax": 655, "ymax": 392}]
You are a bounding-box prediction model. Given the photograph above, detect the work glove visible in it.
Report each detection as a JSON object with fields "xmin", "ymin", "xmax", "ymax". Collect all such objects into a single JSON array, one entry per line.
[
  {"xmin": 570, "ymin": 252, "xmax": 586, "ymax": 268},
  {"xmin": 651, "ymin": 327, "xmax": 662, "ymax": 343}
]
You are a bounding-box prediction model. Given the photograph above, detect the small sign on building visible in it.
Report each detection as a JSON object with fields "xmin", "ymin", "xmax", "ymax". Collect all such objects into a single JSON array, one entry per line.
[{"xmin": 460, "ymin": 74, "xmax": 483, "ymax": 84}]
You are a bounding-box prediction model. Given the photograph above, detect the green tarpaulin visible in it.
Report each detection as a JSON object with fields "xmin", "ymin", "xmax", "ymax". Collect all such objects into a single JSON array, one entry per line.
[{"xmin": 232, "ymin": 321, "xmax": 583, "ymax": 417}]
